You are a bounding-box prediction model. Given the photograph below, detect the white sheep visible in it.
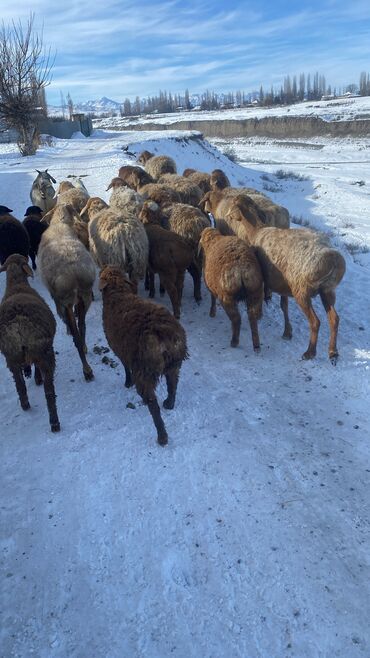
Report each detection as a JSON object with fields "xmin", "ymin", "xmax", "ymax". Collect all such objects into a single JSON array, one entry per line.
[{"xmin": 38, "ymin": 204, "xmax": 96, "ymax": 381}]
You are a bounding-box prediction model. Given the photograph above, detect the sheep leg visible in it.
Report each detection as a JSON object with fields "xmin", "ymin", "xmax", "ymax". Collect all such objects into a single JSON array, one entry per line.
[
  {"xmin": 30, "ymin": 250, "xmax": 37, "ymax": 271},
  {"xmin": 209, "ymin": 294, "xmax": 217, "ymax": 317},
  {"xmin": 75, "ymin": 298, "xmax": 87, "ymax": 352},
  {"xmin": 280, "ymin": 296, "xmax": 292, "ymax": 340},
  {"xmin": 295, "ymin": 297, "xmax": 320, "ymax": 360},
  {"xmin": 148, "ymin": 270, "xmax": 155, "ymax": 298},
  {"xmin": 320, "ymin": 290, "xmax": 340, "ymax": 364},
  {"xmin": 246, "ymin": 308, "xmax": 261, "ymax": 353},
  {"xmin": 175, "ymin": 270, "xmax": 185, "ymax": 304},
  {"xmin": 161, "ymin": 275, "xmax": 181, "ymax": 319},
  {"xmin": 187, "ymin": 262, "xmax": 202, "ymax": 304},
  {"xmin": 10, "ymin": 365, "xmax": 30, "ymax": 410},
  {"xmin": 38, "ymin": 356, "xmax": 60, "ymax": 432},
  {"xmin": 137, "ymin": 382, "xmax": 168, "ymax": 445},
  {"xmin": 34, "ymin": 366, "xmax": 43, "ymax": 386},
  {"xmin": 147, "ymin": 397, "xmax": 168, "ymax": 445},
  {"xmin": 144, "ymin": 267, "xmax": 150, "ymax": 291},
  {"xmin": 123, "ymin": 363, "xmax": 133, "ymax": 388},
  {"xmin": 65, "ymin": 306, "xmax": 94, "ymax": 381},
  {"xmin": 221, "ymin": 300, "xmax": 241, "ymax": 348},
  {"xmin": 163, "ymin": 367, "xmax": 180, "ymax": 410},
  {"xmin": 159, "ymin": 284, "xmax": 165, "ymax": 297}
]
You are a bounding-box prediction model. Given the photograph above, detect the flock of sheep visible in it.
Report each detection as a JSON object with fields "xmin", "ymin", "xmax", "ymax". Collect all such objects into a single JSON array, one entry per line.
[{"xmin": 0, "ymin": 150, "xmax": 346, "ymax": 444}]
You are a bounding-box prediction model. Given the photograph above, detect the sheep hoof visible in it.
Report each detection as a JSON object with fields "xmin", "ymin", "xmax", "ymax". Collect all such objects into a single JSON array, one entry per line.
[
  {"xmin": 254, "ymin": 346, "xmax": 261, "ymax": 354},
  {"xmin": 51, "ymin": 422, "xmax": 61, "ymax": 432},
  {"xmin": 302, "ymin": 350, "xmax": 315, "ymax": 360},
  {"xmin": 330, "ymin": 353, "xmax": 339, "ymax": 366},
  {"xmin": 230, "ymin": 339, "xmax": 239, "ymax": 348},
  {"xmin": 83, "ymin": 368, "xmax": 94, "ymax": 381},
  {"xmin": 163, "ymin": 398, "xmax": 174, "ymax": 410},
  {"xmin": 21, "ymin": 400, "xmax": 31, "ymax": 411},
  {"xmin": 157, "ymin": 434, "xmax": 168, "ymax": 446},
  {"xmin": 282, "ymin": 332, "xmax": 292, "ymax": 341}
]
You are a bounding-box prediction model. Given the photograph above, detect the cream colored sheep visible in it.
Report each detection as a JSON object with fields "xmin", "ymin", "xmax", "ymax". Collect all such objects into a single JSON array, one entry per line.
[
  {"xmin": 38, "ymin": 204, "xmax": 95, "ymax": 381},
  {"xmin": 109, "ymin": 186, "xmax": 144, "ymax": 216},
  {"xmin": 81, "ymin": 197, "xmax": 148, "ymax": 286},
  {"xmin": 226, "ymin": 195, "xmax": 346, "ymax": 363},
  {"xmin": 57, "ymin": 180, "xmax": 90, "ymax": 214},
  {"xmin": 200, "ymin": 188, "xmax": 290, "ymax": 229}
]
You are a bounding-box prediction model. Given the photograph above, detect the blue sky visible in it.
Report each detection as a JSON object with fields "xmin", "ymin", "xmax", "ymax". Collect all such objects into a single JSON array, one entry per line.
[{"xmin": 3, "ymin": 1, "xmax": 370, "ymax": 104}]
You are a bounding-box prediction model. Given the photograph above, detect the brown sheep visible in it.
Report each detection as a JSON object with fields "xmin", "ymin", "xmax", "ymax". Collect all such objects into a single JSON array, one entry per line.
[
  {"xmin": 161, "ymin": 203, "xmax": 210, "ymax": 303},
  {"xmin": 200, "ymin": 188, "xmax": 290, "ymax": 230},
  {"xmin": 139, "ymin": 201, "xmax": 194, "ymax": 318},
  {"xmin": 158, "ymin": 174, "xmax": 203, "ymax": 207},
  {"xmin": 199, "ymin": 228, "xmax": 263, "ymax": 350},
  {"xmin": 138, "ymin": 183, "xmax": 181, "ymax": 207},
  {"xmin": 0, "ymin": 254, "xmax": 60, "ymax": 432},
  {"xmin": 226, "ymin": 195, "xmax": 346, "ymax": 363},
  {"xmin": 136, "ymin": 150, "xmax": 153, "ymax": 165},
  {"xmin": 138, "ymin": 153, "xmax": 177, "ymax": 180},
  {"xmin": 99, "ymin": 266, "xmax": 188, "ymax": 445},
  {"xmin": 210, "ymin": 169, "xmax": 231, "ymax": 190},
  {"xmin": 185, "ymin": 171, "xmax": 212, "ymax": 194},
  {"xmin": 117, "ymin": 165, "xmax": 153, "ymax": 190},
  {"xmin": 182, "ymin": 168, "xmax": 196, "ymax": 177}
]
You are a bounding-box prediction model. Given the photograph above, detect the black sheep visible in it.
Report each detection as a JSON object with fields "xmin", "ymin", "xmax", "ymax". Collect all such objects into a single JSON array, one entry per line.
[
  {"xmin": 0, "ymin": 206, "xmax": 30, "ymax": 266},
  {"xmin": 23, "ymin": 206, "xmax": 48, "ymax": 270}
]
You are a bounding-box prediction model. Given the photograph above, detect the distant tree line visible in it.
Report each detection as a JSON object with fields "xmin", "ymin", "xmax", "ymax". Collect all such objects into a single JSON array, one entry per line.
[{"xmin": 118, "ymin": 71, "xmax": 370, "ymax": 117}]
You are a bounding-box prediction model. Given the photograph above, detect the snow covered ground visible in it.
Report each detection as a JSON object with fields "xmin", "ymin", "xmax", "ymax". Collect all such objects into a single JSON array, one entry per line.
[
  {"xmin": 1, "ymin": 128, "xmax": 369, "ymax": 658},
  {"xmin": 93, "ymin": 95, "xmax": 370, "ymax": 129}
]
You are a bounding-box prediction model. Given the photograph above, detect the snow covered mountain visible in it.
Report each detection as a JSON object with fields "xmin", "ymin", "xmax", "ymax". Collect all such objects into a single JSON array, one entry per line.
[{"xmin": 74, "ymin": 96, "xmax": 122, "ymax": 115}]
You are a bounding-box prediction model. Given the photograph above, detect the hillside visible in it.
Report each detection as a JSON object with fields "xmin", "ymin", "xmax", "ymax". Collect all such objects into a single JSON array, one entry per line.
[{"xmin": 1, "ymin": 130, "xmax": 369, "ymax": 658}]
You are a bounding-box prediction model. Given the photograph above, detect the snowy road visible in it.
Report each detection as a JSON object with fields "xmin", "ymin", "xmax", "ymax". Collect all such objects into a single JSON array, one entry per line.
[{"xmin": 1, "ymin": 129, "xmax": 369, "ymax": 658}]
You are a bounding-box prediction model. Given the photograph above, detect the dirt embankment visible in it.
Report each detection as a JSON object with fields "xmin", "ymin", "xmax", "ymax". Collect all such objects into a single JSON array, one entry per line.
[{"xmin": 113, "ymin": 116, "xmax": 370, "ymax": 138}]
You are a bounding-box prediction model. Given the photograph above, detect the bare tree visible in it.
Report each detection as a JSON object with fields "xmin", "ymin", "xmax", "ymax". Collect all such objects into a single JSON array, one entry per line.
[
  {"xmin": 66, "ymin": 92, "xmax": 74, "ymax": 119},
  {"xmin": 0, "ymin": 14, "xmax": 53, "ymax": 155}
]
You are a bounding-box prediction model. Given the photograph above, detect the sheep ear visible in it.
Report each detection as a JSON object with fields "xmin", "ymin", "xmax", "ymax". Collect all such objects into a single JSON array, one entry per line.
[
  {"xmin": 106, "ymin": 182, "xmax": 113, "ymax": 191},
  {"xmin": 226, "ymin": 207, "xmax": 241, "ymax": 222},
  {"xmin": 22, "ymin": 262, "xmax": 34, "ymax": 278}
]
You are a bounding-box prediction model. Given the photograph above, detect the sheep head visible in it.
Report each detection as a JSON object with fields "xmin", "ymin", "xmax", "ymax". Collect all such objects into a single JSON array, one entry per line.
[
  {"xmin": 226, "ymin": 196, "xmax": 264, "ymax": 229},
  {"xmin": 57, "ymin": 181, "xmax": 74, "ymax": 194},
  {"xmin": 199, "ymin": 227, "xmax": 221, "ymax": 251},
  {"xmin": 50, "ymin": 204, "xmax": 77, "ymax": 227},
  {"xmin": 137, "ymin": 150, "xmax": 153, "ymax": 165},
  {"xmin": 0, "ymin": 254, "xmax": 34, "ymax": 278},
  {"xmin": 106, "ymin": 177, "xmax": 127, "ymax": 191},
  {"xmin": 99, "ymin": 266, "xmax": 136, "ymax": 293},
  {"xmin": 210, "ymin": 169, "xmax": 230, "ymax": 190},
  {"xmin": 0, "ymin": 205, "xmax": 13, "ymax": 215},
  {"xmin": 138, "ymin": 201, "xmax": 161, "ymax": 225},
  {"xmin": 80, "ymin": 197, "xmax": 108, "ymax": 221}
]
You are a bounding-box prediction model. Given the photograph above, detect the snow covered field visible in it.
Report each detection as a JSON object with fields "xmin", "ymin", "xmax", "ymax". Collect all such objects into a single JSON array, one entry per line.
[
  {"xmin": 93, "ymin": 95, "xmax": 370, "ymax": 129},
  {"xmin": 1, "ymin": 127, "xmax": 369, "ymax": 658}
]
